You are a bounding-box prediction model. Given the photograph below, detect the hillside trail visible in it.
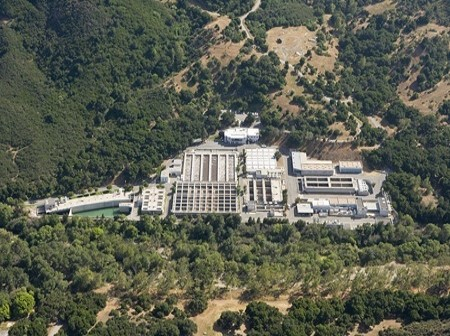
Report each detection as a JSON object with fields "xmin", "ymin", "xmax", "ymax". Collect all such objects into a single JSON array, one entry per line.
[{"xmin": 239, "ymin": 0, "xmax": 261, "ymax": 39}]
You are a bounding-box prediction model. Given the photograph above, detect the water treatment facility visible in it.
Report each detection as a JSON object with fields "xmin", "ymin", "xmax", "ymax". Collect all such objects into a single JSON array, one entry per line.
[{"xmin": 34, "ymin": 127, "xmax": 394, "ymax": 228}]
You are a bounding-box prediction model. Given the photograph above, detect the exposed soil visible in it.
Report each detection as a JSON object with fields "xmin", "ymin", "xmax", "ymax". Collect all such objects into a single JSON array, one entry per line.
[
  {"xmin": 329, "ymin": 122, "xmax": 352, "ymax": 140},
  {"xmin": 349, "ymin": 319, "xmax": 402, "ymax": 336},
  {"xmin": 203, "ymin": 40, "xmax": 246, "ymax": 67},
  {"xmin": 299, "ymin": 141, "xmax": 362, "ymax": 162},
  {"xmin": 419, "ymin": 188, "xmax": 439, "ymax": 209},
  {"xmin": 367, "ymin": 116, "xmax": 397, "ymax": 137},
  {"xmin": 266, "ymin": 26, "xmax": 338, "ymax": 75},
  {"xmin": 47, "ymin": 324, "xmax": 63, "ymax": 336},
  {"xmin": 399, "ymin": 79, "xmax": 450, "ymax": 115},
  {"xmin": 168, "ymin": 14, "xmax": 245, "ymax": 93},
  {"xmin": 396, "ymin": 24, "xmax": 449, "ymax": 114},
  {"xmin": 96, "ymin": 297, "xmax": 120, "ymax": 324},
  {"xmin": 190, "ymin": 290, "xmax": 291, "ymax": 336},
  {"xmin": 239, "ymin": 0, "xmax": 262, "ymax": 39},
  {"xmin": 364, "ymin": 0, "xmax": 396, "ymax": 15},
  {"xmin": 93, "ymin": 283, "xmax": 114, "ymax": 294}
]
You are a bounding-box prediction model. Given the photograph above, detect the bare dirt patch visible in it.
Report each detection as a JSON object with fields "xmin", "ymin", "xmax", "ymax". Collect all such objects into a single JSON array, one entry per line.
[
  {"xmin": 266, "ymin": 26, "xmax": 338, "ymax": 75},
  {"xmin": 267, "ymin": 26, "xmax": 316, "ymax": 64},
  {"xmin": 364, "ymin": 0, "xmax": 396, "ymax": 15},
  {"xmin": 190, "ymin": 290, "xmax": 291, "ymax": 336},
  {"xmin": 396, "ymin": 25, "xmax": 449, "ymax": 114},
  {"xmin": 309, "ymin": 39, "xmax": 339, "ymax": 75},
  {"xmin": 421, "ymin": 193, "xmax": 439, "ymax": 209},
  {"xmin": 94, "ymin": 283, "xmax": 114, "ymax": 294},
  {"xmin": 271, "ymin": 93, "xmax": 299, "ymax": 115},
  {"xmin": 349, "ymin": 319, "xmax": 402, "ymax": 336},
  {"xmin": 96, "ymin": 297, "xmax": 120, "ymax": 325},
  {"xmin": 90, "ymin": 284, "xmax": 120, "ymax": 328},
  {"xmin": 399, "ymin": 79, "xmax": 450, "ymax": 115},
  {"xmin": 300, "ymin": 141, "xmax": 363, "ymax": 162},
  {"xmin": 47, "ymin": 324, "xmax": 63, "ymax": 336},
  {"xmin": 367, "ymin": 116, "xmax": 397, "ymax": 137},
  {"xmin": 400, "ymin": 23, "xmax": 449, "ymax": 46},
  {"xmin": 203, "ymin": 40, "xmax": 246, "ymax": 67},
  {"xmin": 168, "ymin": 15, "xmax": 245, "ymax": 93},
  {"xmin": 266, "ymin": 25, "xmax": 338, "ymax": 114},
  {"xmin": 329, "ymin": 122, "xmax": 351, "ymax": 140},
  {"xmin": 419, "ymin": 187, "xmax": 439, "ymax": 209},
  {"xmin": 205, "ymin": 15, "xmax": 230, "ymax": 32}
]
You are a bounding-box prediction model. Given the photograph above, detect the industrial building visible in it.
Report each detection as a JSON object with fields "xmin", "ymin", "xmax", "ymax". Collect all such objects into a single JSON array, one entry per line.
[
  {"xmin": 160, "ymin": 169, "xmax": 169, "ymax": 183},
  {"xmin": 295, "ymin": 203, "xmax": 314, "ymax": 216},
  {"xmin": 339, "ymin": 161, "xmax": 363, "ymax": 174},
  {"xmin": 169, "ymin": 159, "xmax": 183, "ymax": 177},
  {"xmin": 172, "ymin": 148, "xmax": 239, "ymax": 215},
  {"xmin": 172, "ymin": 182, "xmax": 238, "ymax": 214},
  {"xmin": 291, "ymin": 152, "xmax": 334, "ymax": 176},
  {"xmin": 141, "ymin": 186, "xmax": 165, "ymax": 215},
  {"xmin": 245, "ymin": 148, "xmax": 283, "ymax": 179},
  {"xmin": 301, "ymin": 176, "xmax": 370, "ymax": 196},
  {"xmin": 295, "ymin": 195, "xmax": 390, "ymax": 218},
  {"xmin": 44, "ymin": 190, "xmax": 133, "ymax": 215},
  {"xmin": 246, "ymin": 178, "xmax": 283, "ymax": 212},
  {"xmin": 182, "ymin": 149, "xmax": 238, "ymax": 182},
  {"xmin": 377, "ymin": 197, "xmax": 390, "ymax": 217},
  {"xmin": 223, "ymin": 128, "xmax": 260, "ymax": 145}
]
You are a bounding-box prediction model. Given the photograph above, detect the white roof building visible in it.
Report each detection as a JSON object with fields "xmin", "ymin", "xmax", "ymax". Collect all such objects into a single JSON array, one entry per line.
[
  {"xmin": 291, "ymin": 152, "xmax": 334, "ymax": 176},
  {"xmin": 356, "ymin": 179, "xmax": 370, "ymax": 196},
  {"xmin": 245, "ymin": 148, "xmax": 283, "ymax": 178},
  {"xmin": 141, "ymin": 186, "xmax": 165, "ymax": 214},
  {"xmin": 339, "ymin": 161, "xmax": 363, "ymax": 174},
  {"xmin": 296, "ymin": 203, "xmax": 314, "ymax": 215},
  {"xmin": 224, "ymin": 128, "xmax": 260, "ymax": 145},
  {"xmin": 160, "ymin": 169, "xmax": 170, "ymax": 183},
  {"xmin": 246, "ymin": 148, "xmax": 277, "ymax": 171}
]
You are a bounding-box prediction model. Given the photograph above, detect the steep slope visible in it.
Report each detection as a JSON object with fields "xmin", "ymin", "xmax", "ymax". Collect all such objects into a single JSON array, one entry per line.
[{"xmin": 0, "ymin": 0, "xmax": 211, "ymax": 199}]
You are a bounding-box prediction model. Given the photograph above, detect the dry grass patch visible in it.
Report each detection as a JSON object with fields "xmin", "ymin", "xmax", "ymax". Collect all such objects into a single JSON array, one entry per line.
[
  {"xmin": 400, "ymin": 23, "xmax": 449, "ymax": 46},
  {"xmin": 399, "ymin": 79, "xmax": 450, "ymax": 115},
  {"xmin": 205, "ymin": 15, "xmax": 230, "ymax": 31},
  {"xmin": 349, "ymin": 319, "xmax": 402, "ymax": 336},
  {"xmin": 419, "ymin": 187, "xmax": 439, "ymax": 209},
  {"xmin": 93, "ymin": 283, "xmax": 114, "ymax": 294},
  {"xmin": 271, "ymin": 93, "xmax": 299, "ymax": 115},
  {"xmin": 309, "ymin": 37, "xmax": 339, "ymax": 74},
  {"xmin": 364, "ymin": 0, "xmax": 396, "ymax": 15},
  {"xmin": 396, "ymin": 27, "xmax": 450, "ymax": 115},
  {"xmin": 267, "ymin": 26, "xmax": 317, "ymax": 64},
  {"xmin": 266, "ymin": 26, "xmax": 338, "ymax": 75},
  {"xmin": 367, "ymin": 116, "xmax": 397, "ymax": 137},
  {"xmin": 167, "ymin": 14, "xmax": 247, "ymax": 93},
  {"xmin": 300, "ymin": 141, "xmax": 362, "ymax": 162},
  {"xmin": 96, "ymin": 298, "xmax": 120, "ymax": 324},
  {"xmin": 202, "ymin": 40, "xmax": 246, "ymax": 67},
  {"xmin": 329, "ymin": 122, "xmax": 351, "ymax": 140},
  {"xmin": 189, "ymin": 290, "xmax": 291, "ymax": 336}
]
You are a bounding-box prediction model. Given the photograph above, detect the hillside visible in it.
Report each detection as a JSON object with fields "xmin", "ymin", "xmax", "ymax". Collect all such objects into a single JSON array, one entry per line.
[
  {"xmin": 0, "ymin": 0, "xmax": 211, "ymax": 200},
  {"xmin": 1, "ymin": 0, "xmax": 449, "ymax": 219},
  {"xmin": 1, "ymin": 1, "xmax": 450, "ymax": 336},
  {"xmin": 163, "ymin": 0, "xmax": 450, "ymax": 225}
]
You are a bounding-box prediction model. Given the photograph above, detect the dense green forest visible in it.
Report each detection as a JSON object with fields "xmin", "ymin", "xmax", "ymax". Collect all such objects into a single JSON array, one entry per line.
[
  {"xmin": 194, "ymin": 0, "xmax": 254, "ymax": 15},
  {"xmin": 1, "ymin": 206, "xmax": 450, "ymax": 335},
  {"xmin": 0, "ymin": 0, "xmax": 212, "ymax": 200}
]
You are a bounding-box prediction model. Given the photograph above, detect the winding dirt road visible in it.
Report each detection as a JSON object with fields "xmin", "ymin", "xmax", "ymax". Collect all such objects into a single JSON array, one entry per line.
[{"xmin": 239, "ymin": 0, "xmax": 261, "ymax": 39}]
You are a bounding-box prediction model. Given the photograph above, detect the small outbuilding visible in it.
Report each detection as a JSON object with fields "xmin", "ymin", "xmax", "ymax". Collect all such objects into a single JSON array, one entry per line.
[
  {"xmin": 295, "ymin": 203, "xmax": 314, "ymax": 216},
  {"xmin": 339, "ymin": 161, "xmax": 363, "ymax": 174}
]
